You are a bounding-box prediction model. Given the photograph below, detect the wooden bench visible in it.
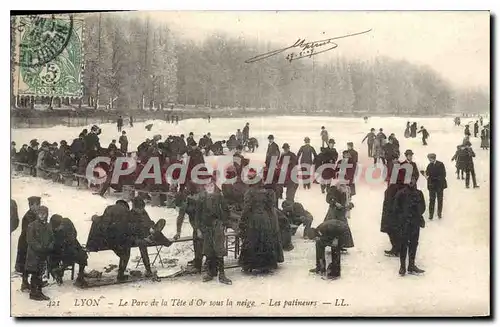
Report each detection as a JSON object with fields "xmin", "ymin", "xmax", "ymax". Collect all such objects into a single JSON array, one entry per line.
[{"xmin": 11, "ymin": 162, "xmax": 34, "ymax": 175}]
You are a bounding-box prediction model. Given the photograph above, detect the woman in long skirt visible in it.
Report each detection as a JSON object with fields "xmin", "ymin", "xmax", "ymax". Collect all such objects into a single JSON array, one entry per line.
[{"xmin": 238, "ymin": 174, "xmax": 284, "ymax": 274}]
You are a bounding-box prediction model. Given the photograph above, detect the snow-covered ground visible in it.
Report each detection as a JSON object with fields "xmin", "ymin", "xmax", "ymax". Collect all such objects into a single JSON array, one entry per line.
[{"xmin": 11, "ymin": 116, "xmax": 490, "ymax": 316}]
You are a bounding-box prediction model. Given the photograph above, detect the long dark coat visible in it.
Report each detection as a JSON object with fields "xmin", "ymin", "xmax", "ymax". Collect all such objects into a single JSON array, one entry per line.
[
  {"xmin": 11, "ymin": 199, "xmax": 19, "ymax": 233},
  {"xmin": 324, "ymin": 186, "xmax": 354, "ymax": 248},
  {"xmin": 481, "ymin": 129, "xmax": 490, "ymax": 148},
  {"xmin": 380, "ymin": 184, "xmax": 406, "ymax": 234},
  {"xmin": 25, "ymin": 220, "xmax": 54, "ymax": 274},
  {"xmin": 15, "ymin": 209, "xmax": 37, "ymax": 272},
  {"xmin": 52, "ymin": 218, "xmax": 88, "ymax": 266},
  {"xmin": 393, "ymin": 186, "xmax": 426, "ymax": 237},
  {"xmin": 297, "ymin": 144, "xmax": 317, "ymax": 165},
  {"xmin": 425, "ymin": 161, "xmax": 447, "ymax": 191},
  {"xmin": 266, "ymin": 142, "xmax": 281, "ymax": 168},
  {"xmin": 239, "ymin": 186, "xmax": 284, "ymax": 270},
  {"xmin": 196, "ymin": 191, "xmax": 230, "ymax": 258},
  {"xmin": 86, "ymin": 204, "xmax": 133, "ymax": 254}
]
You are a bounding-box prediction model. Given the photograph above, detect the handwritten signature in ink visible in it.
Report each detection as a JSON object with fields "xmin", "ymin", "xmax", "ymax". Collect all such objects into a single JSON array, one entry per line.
[{"xmin": 245, "ymin": 29, "xmax": 372, "ymax": 64}]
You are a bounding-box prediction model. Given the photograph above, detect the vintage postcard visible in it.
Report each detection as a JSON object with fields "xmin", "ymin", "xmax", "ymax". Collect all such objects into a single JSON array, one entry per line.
[{"xmin": 10, "ymin": 10, "xmax": 490, "ymax": 317}]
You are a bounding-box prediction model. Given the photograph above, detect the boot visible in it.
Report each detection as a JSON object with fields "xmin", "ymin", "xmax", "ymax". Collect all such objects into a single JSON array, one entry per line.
[
  {"xmin": 399, "ymin": 266, "xmax": 406, "ymax": 276},
  {"xmin": 117, "ymin": 270, "xmax": 129, "ymax": 282},
  {"xmin": 20, "ymin": 275, "xmax": 30, "ymax": 292},
  {"xmin": 408, "ymin": 265, "xmax": 425, "ymax": 274},
  {"xmin": 202, "ymin": 273, "xmax": 214, "ymax": 282},
  {"xmin": 74, "ymin": 275, "xmax": 89, "ymax": 289},
  {"xmin": 384, "ymin": 250, "xmax": 399, "ymax": 257},
  {"xmin": 217, "ymin": 258, "xmax": 232, "ymax": 285},
  {"xmin": 30, "ymin": 280, "xmax": 50, "ymax": 301}
]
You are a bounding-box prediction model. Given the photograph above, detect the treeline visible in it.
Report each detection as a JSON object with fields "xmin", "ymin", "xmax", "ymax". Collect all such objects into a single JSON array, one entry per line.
[
  {"xmin": 83, "ymin": 13, "xmax": 177, "ymax": 110},
  {"xmin": 80, "ymin": 14, "xmax": 488, "ymax": 115}
]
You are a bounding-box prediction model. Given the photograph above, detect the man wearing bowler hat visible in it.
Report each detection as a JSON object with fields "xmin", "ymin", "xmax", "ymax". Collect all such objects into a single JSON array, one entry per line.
[
  {"xmin": 266, "ymin": 135, "xmax": 280, "ymax": 168},
  {"xmin": 399, "ymin": 150, "xmax": 420, "ymax": 184},
  {"xmin": 422, "ymin": 153, "xmax": 447, "ymax": 219}
]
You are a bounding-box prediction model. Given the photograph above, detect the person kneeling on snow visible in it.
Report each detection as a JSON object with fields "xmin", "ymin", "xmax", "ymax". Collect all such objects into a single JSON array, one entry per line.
[
  {"xmin": 49, "ymin": 215, "xmax": 89, "ymax": 288},
  {"xmin": 281, "ymin": 200, "xmax": 313, "ymax": 239},
  {"xmin": 307, "ymin": 219, "xmax": 350, "ymax": 280}
]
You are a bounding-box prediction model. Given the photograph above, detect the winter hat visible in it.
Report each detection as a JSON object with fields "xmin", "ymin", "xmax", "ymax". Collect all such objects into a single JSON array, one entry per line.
[
  {"xmin": 50, "ymin": 214, "xmax": 63, "ymax": 229},
  {"xmin": 28, "ymin": 196, "xmax": 41, "ymax": 205},
  {"xmin": 37, "ymin": 206, "xmax": 49, "ymax": 217},
  {"xmin": 116, "ymin": 200, "xmax": 130, "ymax": 210}
]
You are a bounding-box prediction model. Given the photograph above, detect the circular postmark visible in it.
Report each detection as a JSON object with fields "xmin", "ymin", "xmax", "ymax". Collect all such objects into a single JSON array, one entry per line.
[{"xmin": 13, "ymin": 14, "xmax": 74, "ymax": 68}]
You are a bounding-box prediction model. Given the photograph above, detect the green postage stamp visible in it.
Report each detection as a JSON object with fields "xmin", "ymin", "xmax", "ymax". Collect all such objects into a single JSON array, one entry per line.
[{"xmin": 12, "ymin": 14, "xmax": 84, "ymax": 98}]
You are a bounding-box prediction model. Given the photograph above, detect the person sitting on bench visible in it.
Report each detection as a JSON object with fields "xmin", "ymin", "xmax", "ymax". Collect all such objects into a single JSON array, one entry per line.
[
  {"xmin": 307, "ymin": 219, "xmax": 350, "ymax": 280},
  {"xmin": 48, "ymin": 215, "xmax": 89, "ymax": 288},
  {"xmin": 89, "ymin": 200, "xmax": 171, "ymax": 281},
  {"xmin": 129, "ymin": 197, "xmax": 155, "ymax": 277}
]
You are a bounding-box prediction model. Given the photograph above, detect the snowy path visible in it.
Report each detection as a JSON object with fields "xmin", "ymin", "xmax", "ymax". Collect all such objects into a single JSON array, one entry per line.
[{"xmin": 11, "ymin": 117, "xmax": 489, "ymax": 316}]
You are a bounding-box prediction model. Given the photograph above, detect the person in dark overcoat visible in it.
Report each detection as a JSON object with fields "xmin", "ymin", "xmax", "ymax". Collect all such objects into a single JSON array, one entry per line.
[
  {"xmin": 474, "ymin": 121, "xmax": 479, "ymax": 137},
  {"xmin": 381, "ymin": 183, "xmax": 406, "ymax": 256},
  {"xmin": 393, "ymin": 177, "xmax": 426, "ymax": 276},
  {"xmin": 174, "ymin": 182, "xmax": 205, "ymax": 273},
  {"xmin": 297, "ymin": 137, "xmax": 317, "ymax": 189},
  {"xmin": 307, "ymin": 219, "xmax": 350, "ymax": 279},
  {"xmin": 464, "ymin": 125, "xmax": 471, "ymax": 138},
  {"xmin": 410, "ymin": 122, "xmax": 417, "ymax": 138},
  {"xmin": 25, "ymin": 206, "xmax": 54, "ymax": 301},
  {"xmin": 87, "ymin": 200, "xmax": 133, "ymax": 281},
  {"xmin": 335, "ymin": 151, "xmax": 357, "ymax": 197},
  {"xmin": 422, "ymin": 153, "xmax": 447, "ymax": 220},
  {"xmin": 451, "ymin": 145, "xmax": 466, "ymax": 179},
  {"xmin": 361, "ymin": 128, "xmax": 376, "ymax": 157},
  {"xmin": 319, "ymin": 139, "xmax": 339, "ymax": 193},
  {"xmin": 130, "ymin": 198, "xmax": 155, "ymax": 277},
  {"xmin": 278, "ymin": 143, "xmax": 299, "ymax": 202},
  {"xmin": 239, "ymin": 175, "xmax": 284, "ymax": 274},
  {"xmin": 11, "ymin": 199, "xmax": 19, "ymax": 233},
  {"xmin": 480, "ymin": 128, "xmax": 490, "ymax": 150},
  {"xmin": 324, "ymin": 182, "xmax": 354, "ymax": 249},
  {"xmin": 16, "ymin": 196, "xmax": 41, "ymax": 291},
  {"xmin": 462, "ymin": 141, "xmax": 479, "ymax": 189},
  {"xmin": 417, "ymin": 126, "xmax": 430, "ymax": 146},
  {"xmin": 119, "ymin": 131, "xmax": 128, "ymax": 154},
  {"xmin": 196, "ymin": 181, "xmax": 232, "ymax": 284},
  {"xmin": 400, "ymin": 150, "xmax": 420, "ymax": 184},
  {"xmin": 265, "ymin": 135, "xmax": 280, "ymax": 168},
  {"xmin": 242, "ymin": 122, "xmax": 250, "ymax": 146},
  {"xmin": 49, "ymin": 215, "xmax": 89, "ymax": 288}
]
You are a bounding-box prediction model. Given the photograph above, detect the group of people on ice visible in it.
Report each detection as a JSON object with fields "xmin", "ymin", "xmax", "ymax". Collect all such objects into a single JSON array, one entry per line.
[{"xmin": 11, "ymin": 113, "xmax": 488, "ymax": 301}]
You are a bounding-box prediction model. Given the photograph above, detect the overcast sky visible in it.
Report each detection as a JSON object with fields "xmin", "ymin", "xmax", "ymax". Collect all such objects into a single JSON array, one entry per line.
[{"xmin": 143, "ymin": 11, "xmax": 489, "ymax": 90}]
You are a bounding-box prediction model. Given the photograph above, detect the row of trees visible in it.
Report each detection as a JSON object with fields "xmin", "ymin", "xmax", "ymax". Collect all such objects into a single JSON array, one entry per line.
[
  {"xmin": 77, "ymin": 14, "xmax": 488, "ymax": 115},
  {"xmin": 83, "ymin": 13, "xmax": 177, "ymax": 110}
]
